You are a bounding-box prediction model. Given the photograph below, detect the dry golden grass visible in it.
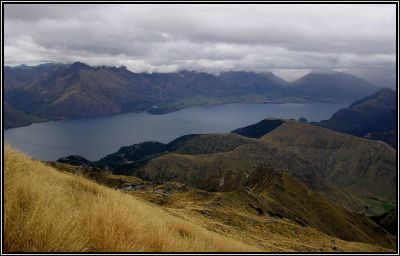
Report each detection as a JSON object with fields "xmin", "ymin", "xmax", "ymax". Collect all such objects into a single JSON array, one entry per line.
[{"xmin": 4, "ymin": 145, "xmax": 259, "ymax": 252}]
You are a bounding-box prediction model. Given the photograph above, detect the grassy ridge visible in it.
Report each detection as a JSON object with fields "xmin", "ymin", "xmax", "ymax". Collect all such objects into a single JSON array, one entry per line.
[
  {"xmin": 4, "ymin": 146, "xmax": 395, "ymax": 252},
  {"xmin": 4, "ymin": 145, "xmax": 258, "ymax": 252}
]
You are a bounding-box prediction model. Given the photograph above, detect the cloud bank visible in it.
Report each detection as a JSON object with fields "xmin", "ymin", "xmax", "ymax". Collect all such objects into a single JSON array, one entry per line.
[{"xmin": 4, "ymin": 4, "xmax": 396, "ymax": 82}]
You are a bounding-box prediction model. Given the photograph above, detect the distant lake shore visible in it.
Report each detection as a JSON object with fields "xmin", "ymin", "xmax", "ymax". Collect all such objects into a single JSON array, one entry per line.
[
  {"xmin": 5, "ymin": 96, "xmax": 349, "ymax": 129},
  {"xmin": 5, "ymin": 102, "xmax": 347, "ymax": 161}
]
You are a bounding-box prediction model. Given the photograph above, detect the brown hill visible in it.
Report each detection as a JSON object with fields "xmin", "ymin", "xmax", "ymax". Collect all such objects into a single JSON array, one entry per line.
[
  {"xmin": 137, "ymin": 121, "xmax": 395, "ymax": 215},
  {"xmin": 6, "ymin": 146, "xmax": 395, "ymax": 252},
  {"xmin": 261, "ymin": 120, "xmax": 396, "ymax": 203},
  {"xmin": 58, "ymin": 119, "xmax": 395, "ymax": 217},
  {"xmin": 4, "ymin": 145, "xmax": 258, "ymax": 252},
  {"xmin": 48, "ymin": 160, "xmax": 395, "ymax": 251}
]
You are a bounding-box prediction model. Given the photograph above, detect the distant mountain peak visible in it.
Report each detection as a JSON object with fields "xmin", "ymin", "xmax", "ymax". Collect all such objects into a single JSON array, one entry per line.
[
  {"xmin": 292, "ymin": 71, "xmax": 377, "ymax": 102},
  {"xmin": 349, "ymin": 87, "xmax": 396, "ymax": 108},
  {"xmin": 232, "ymin": 118, "xmax": 284, "ymax": 138},
  {"xmin": 70, "ymin": 61, "xmax": 91, "ymax": 70},
  {"xmin": 301, "ymin": 71, "xmax": 363, "ymax": 79},
  {"xmin": 376, "ymin": 87, "xmax": 396, "ymax": 95},
  {"xmin": 316, "ymin": 88, "xmax": 396, "ymax": 147},
  {"xmin": 10, "ymin": 64, "xmax": 34, "ymax": 69},
  {"xmin": 178, "ymin": 69, "xmax": 195, "ymax": 73}
]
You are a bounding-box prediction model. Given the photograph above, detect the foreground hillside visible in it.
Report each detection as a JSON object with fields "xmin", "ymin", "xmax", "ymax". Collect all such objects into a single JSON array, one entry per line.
[
  {"xmin": 4, "ymin": 145, "xmax": 258, "ymax": 252},
  {"xmin": 4, "ymin": 146, "xmax": 394, "ymax": 252}
]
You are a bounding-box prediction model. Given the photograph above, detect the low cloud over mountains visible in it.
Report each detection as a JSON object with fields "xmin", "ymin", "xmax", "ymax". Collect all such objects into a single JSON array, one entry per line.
[{"xmin": 4, "ymin": 4, "xmax": 396, "ymax": 85}]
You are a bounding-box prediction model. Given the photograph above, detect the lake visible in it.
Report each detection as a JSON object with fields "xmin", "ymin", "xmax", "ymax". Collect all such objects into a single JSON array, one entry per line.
[{"xmin": 4, "ymin": 103, "xmax": 346, "ymax": 161}]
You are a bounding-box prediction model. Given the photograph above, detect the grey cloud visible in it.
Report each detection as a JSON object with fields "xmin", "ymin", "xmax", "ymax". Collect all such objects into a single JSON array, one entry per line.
[{"xmin": 4, "ymin": 4, "xmax": 396, "ymax": 81}]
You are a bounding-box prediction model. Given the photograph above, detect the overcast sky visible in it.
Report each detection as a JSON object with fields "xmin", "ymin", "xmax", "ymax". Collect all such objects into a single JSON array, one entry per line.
[{"xmin": 4, "ymin": 4, "xmax": 396, "ymax": 82}]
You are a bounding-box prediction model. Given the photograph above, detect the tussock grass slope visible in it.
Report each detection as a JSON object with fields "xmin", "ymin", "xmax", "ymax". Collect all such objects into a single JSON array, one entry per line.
[
  {"xmin": 261, "ymin": 120, "xmax": 396, "ymax": 202},
  {"xmin": 4, "ymin": 145, "xmax": 259, "ymax": 252}
]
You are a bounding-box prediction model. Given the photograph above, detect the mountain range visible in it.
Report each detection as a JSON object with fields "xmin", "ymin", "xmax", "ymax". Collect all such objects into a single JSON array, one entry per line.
[
  {"xmin": 291, "ymin": 72, "xmax": 379, "ymax": 102},
  {"xmin": 4, "ymin": 62, "xmax": 379, "ymax": 128}
]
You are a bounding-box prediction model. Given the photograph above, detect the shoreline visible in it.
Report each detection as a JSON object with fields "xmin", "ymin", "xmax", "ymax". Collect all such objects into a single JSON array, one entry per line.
[{"xmin": 4, "ymin": 99, "xmax": 349, "ymax": 130}]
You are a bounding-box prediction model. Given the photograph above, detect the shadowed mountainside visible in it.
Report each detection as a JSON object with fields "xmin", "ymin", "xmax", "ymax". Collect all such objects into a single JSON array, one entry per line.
[
  {"xmin": 315, "ymin": 88, "xmax": 397, "ymax": 148},
  {"xmin": 371, "ymin": 209, "xmax": 397, "ymax": 236},
  {"xmin": 51, "ymin": 160, "xmax": 396, "ymax": 251},
  {"xmin": 4, "ymin": 102, "xmax": 44, "ymax": 128},
  {"xmin": 232, "ymin": 118, "xmax": 284, "ymax": 138},
  {"xmin": 291, "ymin": 71, "xmax": 377, "ymax": 102}
]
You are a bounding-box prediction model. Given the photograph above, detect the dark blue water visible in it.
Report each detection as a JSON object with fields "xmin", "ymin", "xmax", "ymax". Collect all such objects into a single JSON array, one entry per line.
[{"xmin": 4, "ymin": 103, "xmax": 346, "ymax": 161}]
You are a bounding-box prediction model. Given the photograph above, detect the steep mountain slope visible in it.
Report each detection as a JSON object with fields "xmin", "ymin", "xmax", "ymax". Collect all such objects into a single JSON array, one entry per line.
[
  {"xmin": 50, "ymin": 155, "xmax": 395, "ymax": 251},
  {"xmin": 5, "ymin": 63, "xmax": 73, "ymax": 112},
  {"xmin": 137, "ymin": 141, "xmax": 362, "ymax": 214},
  {"xmin": 217, "ymin": 71, "xmax": 287, "ymax": 96},
  {"xmin": 136, "ymin": 121, "xmax": 395, "ymax": 211},
  {"xmin": 7, "ymin": 146, "xmax": 395, "ymax": 252},
  {"xmin": 37, "ymin": 64, "xmax": 171, "ymax": 118},
  {"xmin": 4, "ymin": 145, "xmax": 259, "ymax": 252},
  {"xmin": 372, "ymin": 209, "xmax": 398, "ymax": 236},
  {"xmin": 5, "ymin": 63, "xmax": 170, "ymax": 118},
  {"xmin": 4, "ymin": 64, "xmax": 287, "ymax": 121},
  {"xmin": 244, "ymin": 166, "xmax": 394, "ymax": 248},
  {"xmin": 260, "ymin": 121, "xmax": 396, "ymax": 203},
  {"xmin": 292, "ymin": 71, "xmax": 377, "ymax": 102},
  {"xmin": 371, "ymin": 209, "xmax": 397, "ymax": 236},
  {"xmin": 142, "ymin": 70, "xmax": 231, "ymax": 98},
  {"xmin": 4, "ymin": 102, "xmax": 44, "ymax": 128},
  {"xmin": 316, "ymin": 88, "xmax": 397, "ymax": 147},
  {"xmin": 5, "ymin": 63, "xmax": 379, "ymax": 128}
]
